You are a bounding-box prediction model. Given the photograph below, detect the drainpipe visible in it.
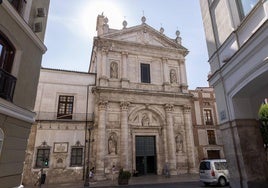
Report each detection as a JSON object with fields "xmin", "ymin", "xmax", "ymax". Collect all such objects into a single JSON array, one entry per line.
[{"xmin": 83, "ymin": 84, "xmax": 90, "ymax": 185}]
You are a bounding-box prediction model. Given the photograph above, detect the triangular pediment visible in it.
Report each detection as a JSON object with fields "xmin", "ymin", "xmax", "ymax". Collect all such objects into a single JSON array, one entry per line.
[{"xmin": 101, "ymin": 24, "xmax": 186, "ymax": 50}]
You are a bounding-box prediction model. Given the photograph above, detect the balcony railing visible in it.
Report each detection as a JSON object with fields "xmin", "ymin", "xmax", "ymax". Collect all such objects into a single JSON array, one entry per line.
[
  {"xmin": 0, "ymin": 68, "xmax": 16, "ymax": 102},
  {"xmin": 35, "ymin": 112, "xmax": 94, "ymax": 122}
]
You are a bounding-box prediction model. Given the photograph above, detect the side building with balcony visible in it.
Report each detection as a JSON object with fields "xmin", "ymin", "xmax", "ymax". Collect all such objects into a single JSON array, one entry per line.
[
  {"xmin": 22, "ymin": 68, "xmax": 96, "ymax": 185},
  {"xmin": 0, "ymin": 0, "xmax": 49, "ymax": 187},
  {"xmin": 190, "ymin": 87, "xmax": 225, "ymax": 162}
]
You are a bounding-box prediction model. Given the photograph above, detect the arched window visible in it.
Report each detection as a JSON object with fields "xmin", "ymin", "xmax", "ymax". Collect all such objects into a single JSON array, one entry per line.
[
  {"xmin": 0, "ymin": 31, "xmax": 15, "ymax": 73},
  {"xmin": 0, "ymin": 128, "xmax": 4, "ymax": 157}
]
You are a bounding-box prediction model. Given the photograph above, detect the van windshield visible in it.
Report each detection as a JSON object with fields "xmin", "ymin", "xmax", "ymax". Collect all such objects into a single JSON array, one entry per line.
[{"xmin": 199, "ymin": 161, "xmax": 211, "ymax": 170}]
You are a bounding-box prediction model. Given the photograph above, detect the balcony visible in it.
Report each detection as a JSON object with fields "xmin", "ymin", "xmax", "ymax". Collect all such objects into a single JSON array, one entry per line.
[{"xmin": 0, "ymin": 68, "xmax": 16, "ymax": 102}]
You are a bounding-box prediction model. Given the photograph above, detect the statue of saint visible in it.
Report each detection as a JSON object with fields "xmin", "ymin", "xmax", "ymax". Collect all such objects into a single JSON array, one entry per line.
[
  {"xmin": 176, "ymin": 134, "xmax": 183, "ymax": 152},
  {"xmin": 110, "ymin": 62, "xmax": 118, "ymax": 78},
  {"xmin": 108, "ymin": 133, "xmax": 117, "ymax": 154},
  {"xmin": 142, "ymin": 113, "xmax": 150, "ymax": 126}
]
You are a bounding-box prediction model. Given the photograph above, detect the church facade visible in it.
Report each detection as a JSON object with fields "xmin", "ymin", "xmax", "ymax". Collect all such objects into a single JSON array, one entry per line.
[
  {"xmin": 90, "ymin": 14, "xmax": 197, "ymax": 179},
  {"xmin": 22, "ymin": 14, "xmax": 210, "ymax": 184}
]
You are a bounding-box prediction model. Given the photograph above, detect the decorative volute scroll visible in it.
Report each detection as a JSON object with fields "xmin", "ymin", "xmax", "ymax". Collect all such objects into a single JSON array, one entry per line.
[
  {"xmin": 120, "ymin": 101, "xmax": 130, "ymax": 110},
  {"xmin": 98, "ymin": 101, "xmax": 108, "ymax": 110},
  {"xmin": 183, "ymin": 105, "xmax": 191, "ymax": 113},
  {"xmin": 164, "ymin": 104, "xmax": 174, "ymax": 112}
]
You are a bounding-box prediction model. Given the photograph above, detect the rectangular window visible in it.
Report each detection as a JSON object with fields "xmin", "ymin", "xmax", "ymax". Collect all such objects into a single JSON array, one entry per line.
[
  {"xmin": 207, "ymin": 130, "xmax": 216, "ymax": 145},
  {"xmin": 236, "ymin": 0, "xmax": 259, "ymax": 19},
  {"xmin": 35, "ymin": 148, "xmax": 50, "ymax": 168},
  {"xmin": 207, "ymin": 150, "xmax": 221, "ymax": 159},
  {"xmin": 141, "ymin": 63, "xmax": 151, "ymax": 83},
  {"xmin": 204, "ymin": 109, "xmax": 213, "ymax": 125},
  {"xmin": 57, "ymin": 95, "xmax": 74, "ymax": 119},
  {"xmin": 70, "ymin": 147, "xmax": 83, "ymax": 166}
]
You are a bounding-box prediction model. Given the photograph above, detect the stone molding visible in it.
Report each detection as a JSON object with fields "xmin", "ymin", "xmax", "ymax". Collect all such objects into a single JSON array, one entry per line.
[{"xmin": 183, "ymin": 105, "xmax": 191, "ymax": 113}]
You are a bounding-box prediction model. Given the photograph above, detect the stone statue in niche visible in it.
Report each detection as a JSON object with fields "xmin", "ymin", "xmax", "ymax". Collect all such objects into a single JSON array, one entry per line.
[
  {"xmin": 176, "ymin": 133, "xmax": 183, "ymax": 153},
  {"xmin": 108, "ymin": 133, "xmax": 117, "ymax": 155},
  {"xmin": 141, "ymin": 113, "xmax": 150, "ymax": 126},
  {"xmin": 110, "ymin": 62, "xmax": 118, "ymax": 78},
  {"xmin": 170, "ymin": 69, "xmax": 177, "ymax": 83}
]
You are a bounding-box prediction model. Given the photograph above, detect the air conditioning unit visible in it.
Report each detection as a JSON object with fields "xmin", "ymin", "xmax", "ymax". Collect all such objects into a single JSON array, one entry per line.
[
  {"xmin": 34, "ymin": 22, "xmax": 42, "ymax": 33},
  {"xmin": 36, "ymin": 8, "xmax": 46, "ymax": 17}
]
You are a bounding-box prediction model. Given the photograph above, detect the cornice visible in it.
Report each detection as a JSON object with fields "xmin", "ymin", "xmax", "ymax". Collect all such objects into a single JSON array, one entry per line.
[{"xmin": 0, "ymin": 98, "xmax": 36, "ymax": 123}]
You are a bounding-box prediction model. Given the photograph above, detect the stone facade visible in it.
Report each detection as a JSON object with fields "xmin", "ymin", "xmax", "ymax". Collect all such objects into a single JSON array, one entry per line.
[
  {"xmin": 23, "ymin": 15, "xmax": 202, "ymax": 185},
  {"xmin": 90, "ymin": 14, "xmax": 197, "ymax": 179},
  {"xmin": 22, "ymin": 68, "xmax": 96, "ymax": 185}
]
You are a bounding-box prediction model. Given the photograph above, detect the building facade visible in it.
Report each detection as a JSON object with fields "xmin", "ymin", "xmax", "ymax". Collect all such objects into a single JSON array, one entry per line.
[
  {"xmin": 199, "ymin": 0, "xmax": 268, "ymax": 187},
  {"xmin": 90, "ymin": 14, "xmax": 198, "ymax": 180},
  {"xmin": 190, "ymin": 87, "xmax": 225, "ymax": 161},
  {"xmin": 0, "ymin": 0, "xmax": 49, "ymax": 187},
  {"xmin": 22, "ymin": 15, "xmax": 203, "ymax": 184},
  {"xmin": 22, "ymin": 68, "xmax": 96, "ymax": 185}
]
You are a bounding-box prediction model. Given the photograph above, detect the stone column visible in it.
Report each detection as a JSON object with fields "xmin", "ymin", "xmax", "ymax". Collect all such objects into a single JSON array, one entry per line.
[
  {"xmin": 120, "ymin": 101, "xmax": 130, "ymax": 170},
  {"xmin": 164, "ymin": 104, "xmax": 177, "ymax": 175},
  {"xmin": 121, "ymin": 52, "xmax": 129, "ymax": 88},
  {"xmin": 183, "ymin": 105, "xmax": 197, "ymax": 173},
  {"xmin": 100, "ymin": 49, "xmax": 108, "ymax": 86},
  {"xmin": 95, "ymin": 101, "xmax": 108, "ymax": 179}
]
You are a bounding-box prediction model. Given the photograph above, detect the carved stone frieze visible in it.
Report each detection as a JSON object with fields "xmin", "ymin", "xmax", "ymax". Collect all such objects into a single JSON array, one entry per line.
[{"xmin": 183, "ymin": 105, "xmax": 191, "ymax": 113}]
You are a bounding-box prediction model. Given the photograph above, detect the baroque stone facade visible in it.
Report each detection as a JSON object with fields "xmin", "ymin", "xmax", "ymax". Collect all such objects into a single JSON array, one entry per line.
[
  {"xmin": 22, "ymin": 15, "xmax": 203, "ymax": 185},
  {"xmin": 90, "ymin": 14, "xmax": 197, "ymax": 179}
]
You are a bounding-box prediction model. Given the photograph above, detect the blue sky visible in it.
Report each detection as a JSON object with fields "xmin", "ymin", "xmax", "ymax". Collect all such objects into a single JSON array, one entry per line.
[{"xmin": 42, "ymin": 0, "xmax": 210, "ymax": 89}]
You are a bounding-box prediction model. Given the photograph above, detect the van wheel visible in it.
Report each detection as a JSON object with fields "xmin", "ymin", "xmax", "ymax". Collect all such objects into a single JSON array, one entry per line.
[
  {"xmin": 218, "ymin": 177, "xmax": 227, "ymax": 186},
  {"xmin": 203, "ymin": 182, "xmax": 210, "ymax": 186}
]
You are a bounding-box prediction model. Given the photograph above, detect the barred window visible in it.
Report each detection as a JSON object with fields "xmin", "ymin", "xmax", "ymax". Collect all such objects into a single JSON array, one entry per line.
[
  {"xmin": 57, "ymin": 95, "xmax": 74, "ymax": 119},
  {"xmin": 70, "ymin": 147, "xmax": 83, "ymax": 166},
  {"xmin": 35, "ymin": 148, "xmax": 50, "ymax": 168}
]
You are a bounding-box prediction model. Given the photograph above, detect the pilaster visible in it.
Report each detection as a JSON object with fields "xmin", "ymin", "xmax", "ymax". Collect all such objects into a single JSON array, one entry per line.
[
  {"xmin": 183, "ymin": 105, "xmax": 197, "ymax": 173},
  {"xmin": 121, "ymin": 52, "xmax": 129, "ymax": 88},
  {"xmin": 100, "ymin": 49, "xmax": 108, "ymax": 86}
]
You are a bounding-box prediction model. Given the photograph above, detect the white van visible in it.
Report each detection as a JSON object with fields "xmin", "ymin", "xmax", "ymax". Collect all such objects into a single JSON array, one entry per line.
[{"xmin": 199, "ymin": 159, "xmax": 230, "ymax": 186}]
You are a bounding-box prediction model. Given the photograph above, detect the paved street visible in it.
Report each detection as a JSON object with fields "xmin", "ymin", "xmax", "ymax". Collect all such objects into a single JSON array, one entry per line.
[{"xmin": 23, "ymin": 174, "xmax": 230, "ymax": 188}]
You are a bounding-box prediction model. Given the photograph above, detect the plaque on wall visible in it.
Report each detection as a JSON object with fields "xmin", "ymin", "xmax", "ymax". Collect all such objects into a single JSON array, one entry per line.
[{"xmin": 53, "ymin": 142, "xmax": 68, "ymax": 153}]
